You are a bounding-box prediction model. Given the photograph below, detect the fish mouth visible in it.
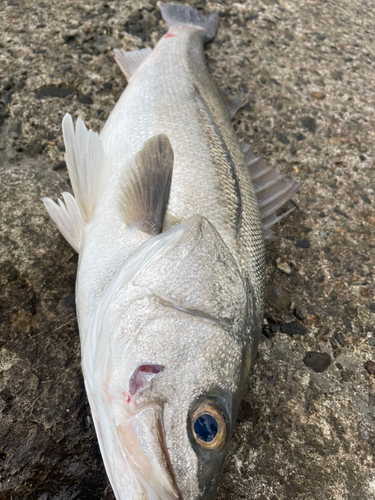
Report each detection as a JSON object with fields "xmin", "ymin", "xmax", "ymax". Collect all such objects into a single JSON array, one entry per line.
[{"xmin": 115, "ymin": 404, "xmax": 181, "ymax": 500}]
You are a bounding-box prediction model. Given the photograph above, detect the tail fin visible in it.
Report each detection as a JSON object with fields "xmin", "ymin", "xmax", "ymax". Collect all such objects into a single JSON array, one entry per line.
[{"xmin": 160, "ymin": 3, "xmax": 219, "ymax": 41}]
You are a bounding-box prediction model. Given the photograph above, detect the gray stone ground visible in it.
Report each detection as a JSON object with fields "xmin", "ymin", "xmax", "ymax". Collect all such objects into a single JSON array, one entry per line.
[{"xmin": 1, "ymin": 0, "xmax": 375, "ymax": 498}]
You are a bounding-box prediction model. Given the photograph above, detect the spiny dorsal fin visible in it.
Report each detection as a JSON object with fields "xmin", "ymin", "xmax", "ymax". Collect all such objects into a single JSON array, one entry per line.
[
  {"xmin": 120, "ymin": 134, "xmax": 173, "ymax": 235},
  {"xmin": 241, "ymin": 141, "xmax": 301, "ymax": 239},
  {"xmin": 114, "ymin": 47, "xmax": 152, "ymax": 81},
  {"xmin": 62, "ymin": 114, "xmax": 105, "ymax": 223}
]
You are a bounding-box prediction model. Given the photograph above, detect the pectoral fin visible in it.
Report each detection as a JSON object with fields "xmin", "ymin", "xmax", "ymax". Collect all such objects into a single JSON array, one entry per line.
[{"xmin": 119, "ymin": 134, "xmax": 174, "ymax": 235}]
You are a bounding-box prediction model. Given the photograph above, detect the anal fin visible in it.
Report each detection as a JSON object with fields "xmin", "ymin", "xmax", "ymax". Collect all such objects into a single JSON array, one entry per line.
[
  {"xmin": 119, "ymin": 135, "xmax": 173, "ymax": 235},
  {"xmin": 42, "ymin": 192, "xmax": 84, "ymax": 253},
  {"xmin": 241, "ymin": 141, "xmax": 302, "ymax": 238},
  {"xmin": 114, "ymin": 47, "xmax": 152, "ymax": 81},
  {"xmin": 63, "ymin": 114, "xmax": 105, "ymax": 223}
]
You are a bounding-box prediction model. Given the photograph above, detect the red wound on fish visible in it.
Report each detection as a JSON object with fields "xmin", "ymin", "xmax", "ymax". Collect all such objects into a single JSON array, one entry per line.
[
  {"xmin": 163, "ymin": 32, "xmax": 176, "ymax": 38},
  {"xmin": 129, "ymin": 364, "xmax": 164, "ymax": 396},
  {"xmin": 122, "ymin": 391, "xmax": 131, "ymax": 404}
]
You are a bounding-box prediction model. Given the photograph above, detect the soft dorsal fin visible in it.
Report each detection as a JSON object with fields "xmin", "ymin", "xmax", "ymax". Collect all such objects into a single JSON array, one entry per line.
[
  {"xmin": 119, "ymin": 134, "xmax": 174, "ymax": 235},
  {"xmin": 43, "ymin": 114, "xmax": 105, "ymax": 252},
  {"xmin": 114, "ymin": 47, "xmax": 152, "ymax": 81},
  {"xmin": 241, "ymin": 141, "xmax": 301, "ymax": 238}
]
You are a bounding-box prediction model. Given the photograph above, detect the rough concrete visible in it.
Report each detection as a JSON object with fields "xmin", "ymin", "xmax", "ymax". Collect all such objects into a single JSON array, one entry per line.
[{"xmin": 1, "ymin": 0, "xmax": 374, "ymax": 498}]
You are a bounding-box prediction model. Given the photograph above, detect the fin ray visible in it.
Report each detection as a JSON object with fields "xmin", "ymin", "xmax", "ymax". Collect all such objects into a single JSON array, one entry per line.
[
  {"xmin": 240, "ymin": 141, "xmax": 301, "ymax": 236},
  {"xmin": 62, "ymin": 114, "xmax": 105, "ymax": 223},
  {"xmin": 160, "ymin": 3, "xmax": 219, "ymax": 41},
  {"xmin": 42, "ymin": 192, "xmax": 84, "ymax": 252},
  {"xmin": 119, "ymin": 134, "xmax": 174, "ymax": 235},
  {"xmin": 220, "ymin": 91, "xmax": 247, "ymax": 119}
]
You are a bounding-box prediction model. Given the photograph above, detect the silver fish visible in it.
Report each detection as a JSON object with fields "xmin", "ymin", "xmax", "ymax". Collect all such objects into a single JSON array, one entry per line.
[{"xmin": 43, "ymin": 3, "xmax": 300, "ymax": 499}]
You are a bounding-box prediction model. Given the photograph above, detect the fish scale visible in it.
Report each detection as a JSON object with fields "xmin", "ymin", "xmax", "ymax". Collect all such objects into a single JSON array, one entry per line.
[{"xmin": 101, "ymin": 24, "xmax": 265, "ymax": 346}]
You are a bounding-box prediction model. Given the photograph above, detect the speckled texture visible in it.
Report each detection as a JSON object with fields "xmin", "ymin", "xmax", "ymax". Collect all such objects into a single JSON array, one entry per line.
[{"xmin": 0, "ymin": 0, "xmax": 374, "ymax": 499}]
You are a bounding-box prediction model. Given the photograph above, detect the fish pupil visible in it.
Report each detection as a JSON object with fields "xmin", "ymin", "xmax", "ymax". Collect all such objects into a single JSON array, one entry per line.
[{"xmin": 194, "ymin": 413, "xmax": 218, "ymax": 442}]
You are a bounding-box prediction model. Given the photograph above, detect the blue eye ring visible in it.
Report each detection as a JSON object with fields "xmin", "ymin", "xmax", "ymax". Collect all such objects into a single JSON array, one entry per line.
[{"xmin": 191, "ymin": 402, "xmax": 226, "ymax": 450}]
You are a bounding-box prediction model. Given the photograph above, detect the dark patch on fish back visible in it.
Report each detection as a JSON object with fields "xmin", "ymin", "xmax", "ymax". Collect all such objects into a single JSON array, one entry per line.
[{"xmin": 193, "ymin": 84, "xmax": 243, "ymax": 230}]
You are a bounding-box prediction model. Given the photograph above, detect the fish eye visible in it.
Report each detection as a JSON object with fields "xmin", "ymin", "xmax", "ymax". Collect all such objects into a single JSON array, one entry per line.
[{"xmin": 190, "ymin": 401, "xmax": 227, "ymax": 450}]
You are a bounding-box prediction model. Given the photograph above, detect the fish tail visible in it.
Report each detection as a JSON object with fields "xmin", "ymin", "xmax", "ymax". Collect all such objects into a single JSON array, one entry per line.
[{"xmin": 160, "ymin": 3, "xmax": 219, "ymax": 41}]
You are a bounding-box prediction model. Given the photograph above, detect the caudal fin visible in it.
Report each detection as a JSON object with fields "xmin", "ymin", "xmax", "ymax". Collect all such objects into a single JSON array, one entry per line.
[{"xmin": 160, "ymin": 3, "xmax": 219, "ymax": 41}]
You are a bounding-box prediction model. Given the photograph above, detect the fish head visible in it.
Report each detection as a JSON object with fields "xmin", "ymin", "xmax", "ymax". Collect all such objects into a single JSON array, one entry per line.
[{"xmin": 83, "ymin": 215, "xmax": 251, "ymax": 500}]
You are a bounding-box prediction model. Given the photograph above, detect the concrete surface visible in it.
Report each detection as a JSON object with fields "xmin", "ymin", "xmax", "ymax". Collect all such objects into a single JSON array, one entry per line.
[{"xmin": 1, "ymin": 0, "xmax": 375, "ymax": 499}]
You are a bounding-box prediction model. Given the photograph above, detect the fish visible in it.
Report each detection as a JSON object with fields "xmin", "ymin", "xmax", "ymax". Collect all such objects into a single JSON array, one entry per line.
[{"xmin": 42, "ymin": 3, "xmax": 300, "ymax": 499}]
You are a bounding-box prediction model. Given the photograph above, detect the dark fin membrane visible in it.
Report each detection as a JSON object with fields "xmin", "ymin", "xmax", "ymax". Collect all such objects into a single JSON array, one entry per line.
[
  {"xmin": 120, "ymin": 135, "xmax": 174, "ymax": 235},
  {"xmin": 241, "ymin": 141, "xmax": 302, "ymax": 239},
  {"xmin": 220, "ymin": 91, "xmax": 247, "ymax": 119},
  {"xmin": 160, "ymin": 3, "xmax": 219, "ymax": 42},
  {"xmin": 114, "ymin": 47, "xmax": 152, "ymax": 82}
]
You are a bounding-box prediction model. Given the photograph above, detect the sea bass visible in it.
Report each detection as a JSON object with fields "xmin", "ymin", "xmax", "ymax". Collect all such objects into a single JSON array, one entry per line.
[{"xmin": 43, "ymin": 4, "xmax": 300, "ymax": 499}]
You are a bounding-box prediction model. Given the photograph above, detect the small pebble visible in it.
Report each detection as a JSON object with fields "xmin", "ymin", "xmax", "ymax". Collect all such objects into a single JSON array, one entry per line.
[
  {"xmin": 281, "ymin": 322, "xmax": 306, "ymax": 336},
  {"xmin": 299, "ymin": 116, "xmax": 317, "ymax": 133},
  {"xmin": 36, "ymin": 86, "xmax": 74, "ymax": 99},
  {"xmin": 365, "ymin": 360, "xmax": 375, "ymax": 375},
  {"xmin": 53, "ymin": 160, "xmax": 67, "ymax": 171},
  {"xmin": 334, "ymin": 332, "xmax": 345, "ymax": 347},
  {"xmin": 296, "ymin": 239, "xmax": 310, "ymax": 249},
  {"xmin": 303, "ymin": 351, "xmax": 331, "ymax": 373},
  {"xmin": 77, "ymin": 94, "xmax": 93, "ymax": 105},
  {"xmin": 311, "ymin": 92, "xmax": 325, "ymax": 100},
  {"xmin": 275, "ymin": 257, "xmax": 292, "ymax": 275},
  {"xmin": 276, "ymin": 132, "xmax": 289, "ymax": 145},
  {"xmin": 360, "ymin": 194, "xmax": 371, "ymax": 204},
  {"xmin": 294, "ymin": 307, "xmax": 307, "ymax": 321},
  {"xmin": 329, "ymin": 337, "xmax": 338, "ymax": 350}
]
